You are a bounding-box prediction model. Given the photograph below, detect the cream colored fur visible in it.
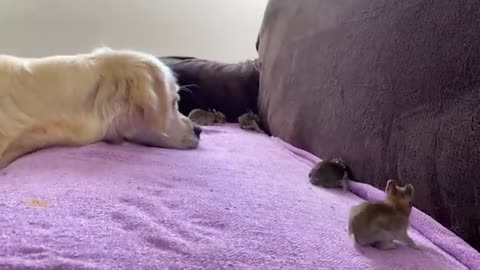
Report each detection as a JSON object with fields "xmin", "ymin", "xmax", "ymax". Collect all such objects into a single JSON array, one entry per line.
[{"xmin": 0, "ymin": 48, "xmax": 199, "ymax": 168}]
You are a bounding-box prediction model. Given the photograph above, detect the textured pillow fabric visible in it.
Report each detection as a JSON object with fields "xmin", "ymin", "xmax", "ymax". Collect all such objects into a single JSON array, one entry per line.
[
  {"xmin": 159, "ymin": 57, "xmax": 259, "ymax": 122},
  {"xmin": 257, "ymin": 0, "xmax": 480, "ymax": 250}
]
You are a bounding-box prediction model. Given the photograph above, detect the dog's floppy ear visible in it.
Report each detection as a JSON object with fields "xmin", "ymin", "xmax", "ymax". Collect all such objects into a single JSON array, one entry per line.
[
  {"xmin": 127, "ymin": 77, "xmax": 156, "ymax": 114},
  {"xmin": 126, "ymin": 68, "xmax": 169, "ymax": 133}
]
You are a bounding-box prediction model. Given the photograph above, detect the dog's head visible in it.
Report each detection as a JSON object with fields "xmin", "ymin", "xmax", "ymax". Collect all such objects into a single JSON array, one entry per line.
[{"xmin": 94, "ymin": 49, "xmax": 201, "ymax": 149}]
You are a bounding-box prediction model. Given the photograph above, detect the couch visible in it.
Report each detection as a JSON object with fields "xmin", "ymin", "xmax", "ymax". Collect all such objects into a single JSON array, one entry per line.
[{"xmin": 257, "ymin": 0, "xmax": 480, "ymax": 251}]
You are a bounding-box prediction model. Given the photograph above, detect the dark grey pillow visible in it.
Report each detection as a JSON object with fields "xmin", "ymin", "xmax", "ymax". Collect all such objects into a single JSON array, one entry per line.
[{"xmin": 160, "ymin": 57, "xmax": 259, "ymax": 122}]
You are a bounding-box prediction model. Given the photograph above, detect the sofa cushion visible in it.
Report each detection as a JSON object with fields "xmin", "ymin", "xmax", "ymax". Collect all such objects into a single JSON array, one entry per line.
[
  {"xmin": 257, "ymin": 0, "xmax": 480, "ymax": 249},
  {"xmin": 160, "ymin": 57, "xmax": 259, "ymax": 122}
]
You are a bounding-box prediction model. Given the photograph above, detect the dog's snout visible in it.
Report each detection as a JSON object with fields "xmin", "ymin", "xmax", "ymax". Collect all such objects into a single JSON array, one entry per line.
[{"xmin": 193, "ymin": 126, "xmax": 202, "ymax": 138}]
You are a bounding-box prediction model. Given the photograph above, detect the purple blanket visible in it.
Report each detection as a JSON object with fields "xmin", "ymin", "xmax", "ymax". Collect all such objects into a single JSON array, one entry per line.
[{"xmin": 0, "ymin": 125, "xmax": 478, "ymax": 269}]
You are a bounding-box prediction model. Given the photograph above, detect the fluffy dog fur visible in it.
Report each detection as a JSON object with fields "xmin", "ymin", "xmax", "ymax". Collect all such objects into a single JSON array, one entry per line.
[{"xmin": 0, "ymin": 48, "xmax": 200, "ymax": 169}]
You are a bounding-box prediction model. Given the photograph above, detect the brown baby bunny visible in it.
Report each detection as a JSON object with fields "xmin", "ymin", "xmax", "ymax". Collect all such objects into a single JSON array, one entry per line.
[
  {"xmin": 309, "ymin": 158, "xmax": 348, "ymax": 190},
  {"xmin": 188, "ymin": 109, "xmax": 226, "ymax": 126},
  {"xmin": 238, "ymin": 111, "xmax": 264, "ymax": 133},
  {"xmin": 348, "ymin": 179, "xmax": 418, "ymax": 250}
]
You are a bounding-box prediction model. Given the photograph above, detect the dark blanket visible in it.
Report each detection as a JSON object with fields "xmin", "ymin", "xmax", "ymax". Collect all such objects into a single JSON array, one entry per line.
[
  {"xmin": 257, "ymin": 0, "xmax": 480, "ymax": 250},
  {"xmin": 160, "ymin": 57, "xmax": 259, "ymax": 122}
]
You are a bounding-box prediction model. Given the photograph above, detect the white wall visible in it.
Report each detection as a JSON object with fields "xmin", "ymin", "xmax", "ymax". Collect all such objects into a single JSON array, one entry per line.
[{"xmin": 0, "ymin": 0, "xmax": 267, "ymax": 62}]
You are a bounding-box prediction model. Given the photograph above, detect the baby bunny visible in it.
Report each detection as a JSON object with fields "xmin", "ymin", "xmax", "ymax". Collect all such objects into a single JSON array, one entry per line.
[
  {"xmin": 348, "ymin": 179, "xmax": 418, "ymax": 250},
  {"xmin": 309, "ymin": 158, "xmax": 349, "ymax": 190},
  {"xmin": 188, "ymin": 109, "xmax": 226, "ymax": 126}
]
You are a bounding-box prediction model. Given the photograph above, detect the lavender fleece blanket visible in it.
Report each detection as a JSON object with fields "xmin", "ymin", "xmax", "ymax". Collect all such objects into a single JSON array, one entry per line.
[{"xmin": 0, "ymin": 125, "xmax": 478, "ymax": 269}]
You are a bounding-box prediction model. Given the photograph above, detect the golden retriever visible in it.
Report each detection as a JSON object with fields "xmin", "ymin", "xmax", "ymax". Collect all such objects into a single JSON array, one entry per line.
[{"xmin": 0, "ymin": 48, "xmax": 201, "ymax": 168}]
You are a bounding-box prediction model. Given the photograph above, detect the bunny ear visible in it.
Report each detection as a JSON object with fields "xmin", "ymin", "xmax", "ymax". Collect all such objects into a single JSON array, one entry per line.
[
  {"xmin": 404, "ymin": 184, "xmax": 415, "ymax": 198},
  {"xmin": 385, "ymin": 179, "xmax": 397, "ymax": 193}
]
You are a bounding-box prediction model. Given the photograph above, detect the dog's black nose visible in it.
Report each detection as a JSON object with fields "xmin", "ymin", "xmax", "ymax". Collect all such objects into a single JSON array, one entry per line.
[{"xmin": 193, "ymin": 126, "xmax": 202, "ymax": 137}]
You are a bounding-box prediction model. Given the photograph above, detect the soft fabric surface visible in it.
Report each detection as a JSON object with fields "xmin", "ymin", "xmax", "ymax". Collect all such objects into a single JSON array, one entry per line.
[
  {"xmin": 0, "ymin": 125, "xmax": 478, "ymax": 269},
  {"xmin": 257, "ymin": 0, "xmax": 480, "ymax": 249},
  {"xmin": 160, "ymin": 57, "xmax": 259, "ymax": 122}
]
